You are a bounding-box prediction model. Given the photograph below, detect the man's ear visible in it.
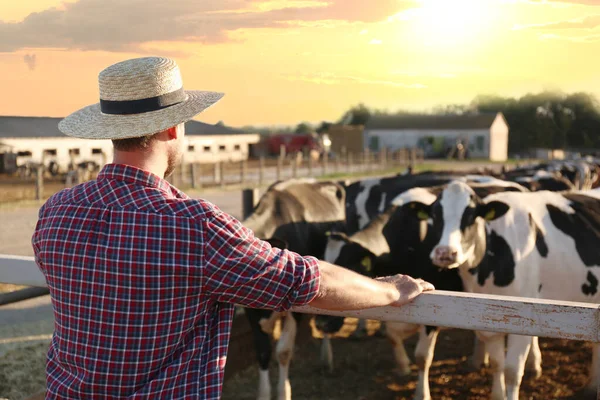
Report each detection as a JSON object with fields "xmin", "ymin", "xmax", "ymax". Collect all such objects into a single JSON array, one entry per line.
[
  {"xmin": 166, "ymin": 126, "xmax": 178, "ymax": 140},
  {"xmin": 477, "ymin": 201, "xmax": 510, "ymax": 221},
  {"xmin": 404, "ymin": 202, "xmax": 431, "ymax": 220},
  {"xmin": 264, "ymin": 237, "xmax": 288, "ymax": 250}
]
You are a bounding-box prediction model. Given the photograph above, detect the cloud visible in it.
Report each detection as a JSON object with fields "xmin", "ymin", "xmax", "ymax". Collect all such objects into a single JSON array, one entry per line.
[
  {"xmin": 538, "ymin": 32, "xmax": 600, "ymax": 41},
  {"xmin": 0, "ymin": 0, "xmax": 414, "ymax": 54},
  {"xmin": 23, "ymin": 53, "xmax": 36, "ymax": 70},
  {"xmin": 512, "ymin": 14, "xmax": 600, "ymax": 30},
  {"xmin": 520, "ymin": 0, "xmax": 600, "ymax": 5},
  {"xmin": 285, "ymin": 72, "xmax": 427, "ymax": 89},
  {"xmin": 391, "ymin": 70, "xmax": 457, "ymax": 78}
]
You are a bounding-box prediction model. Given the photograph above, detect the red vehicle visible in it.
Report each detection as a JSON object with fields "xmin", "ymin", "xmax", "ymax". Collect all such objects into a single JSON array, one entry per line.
[{"xmin": 265, "ymin": 133, "xmax": 328, "ymax": 156}]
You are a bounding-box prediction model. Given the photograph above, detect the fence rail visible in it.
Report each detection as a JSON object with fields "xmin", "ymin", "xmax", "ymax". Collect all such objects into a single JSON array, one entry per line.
[
  {"xmin": 0, "ymin": 148, "xmax": 425, "ymax": 203},
  {"xmin": 1, "ymin": 254, "xmax": 599, "ymax": 343}
]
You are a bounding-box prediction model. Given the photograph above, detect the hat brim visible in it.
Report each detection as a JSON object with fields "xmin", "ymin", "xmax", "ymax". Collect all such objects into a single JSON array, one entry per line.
[{"xmin": 58, "ymin": 90, "xmax": 224, "ymax": 140}]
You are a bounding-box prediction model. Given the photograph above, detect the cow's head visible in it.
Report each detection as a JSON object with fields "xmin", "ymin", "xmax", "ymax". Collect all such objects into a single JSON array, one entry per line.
[{"xmin": 407, "ymin": 181, "xmax": 510, "ymax": 269}]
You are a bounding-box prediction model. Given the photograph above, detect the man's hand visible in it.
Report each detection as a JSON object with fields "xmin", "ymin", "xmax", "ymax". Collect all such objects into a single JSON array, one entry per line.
[{"xmin": 375, "ymin": 275, "xmax": 435, "ymax": 307}]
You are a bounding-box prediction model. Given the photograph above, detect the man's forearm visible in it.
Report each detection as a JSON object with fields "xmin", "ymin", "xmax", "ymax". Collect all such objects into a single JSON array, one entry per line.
[{"xmin": 308, "ymin": 260, "xmax": 400, "ymax": 311}]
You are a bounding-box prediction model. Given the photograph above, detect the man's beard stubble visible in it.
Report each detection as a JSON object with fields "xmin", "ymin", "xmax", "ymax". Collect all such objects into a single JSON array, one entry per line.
[{"xmin": 164, "ymin": 145, "xmax": 183, "ymax": 179}]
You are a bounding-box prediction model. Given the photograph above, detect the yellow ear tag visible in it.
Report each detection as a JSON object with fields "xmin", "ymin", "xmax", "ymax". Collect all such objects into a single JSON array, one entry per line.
[
  {"xmin": 417, "ymin": 210, "xmax": 429, "ymax": 220},
  {"xmin": 361, "ymin": 256, "xmax": 372, "ymax": 272},
  {"xmin": 325, "ymin": 231, "xmax": 331, "ymax": 236},
  {"xmin": 484, "ymin": 209, "xmax": 496, "ymax": 221}
]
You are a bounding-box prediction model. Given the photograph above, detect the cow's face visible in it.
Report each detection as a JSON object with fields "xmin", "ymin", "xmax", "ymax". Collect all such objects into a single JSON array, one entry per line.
[{"xmin": 408, "ymin": 181, "xmax": 510, "ymax": 269}]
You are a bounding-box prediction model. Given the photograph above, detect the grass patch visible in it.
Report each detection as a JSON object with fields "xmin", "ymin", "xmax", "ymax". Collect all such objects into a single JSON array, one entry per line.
[{"xmin": 0, "ymin": 342, "xmax": 47, "ymax": 400}]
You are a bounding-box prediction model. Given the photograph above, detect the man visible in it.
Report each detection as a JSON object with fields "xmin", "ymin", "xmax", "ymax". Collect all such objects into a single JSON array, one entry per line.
[{"xmin": 32, "ymin": 56, "xmax": 434, "ymax": 399}]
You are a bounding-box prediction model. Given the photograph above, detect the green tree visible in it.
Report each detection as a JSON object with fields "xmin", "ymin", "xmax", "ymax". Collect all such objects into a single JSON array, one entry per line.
[{"xmin": 294, "ymin": 122, "xmax": 313, "ymax": 134}]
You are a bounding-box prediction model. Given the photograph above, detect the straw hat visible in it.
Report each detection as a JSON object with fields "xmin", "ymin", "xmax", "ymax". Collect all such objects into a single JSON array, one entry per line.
[{"xmin": 58, "ymin": 56, "xmax": 224, "ymax": 140}]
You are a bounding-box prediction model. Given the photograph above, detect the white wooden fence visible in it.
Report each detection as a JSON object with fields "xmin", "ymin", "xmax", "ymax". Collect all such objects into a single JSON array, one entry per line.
[
  {"xmin": 3, "ymin": 253, "xmax": 600, "ymax": 342},
  {"xmin": 2, "ymin": 254, "xmax": 600, "ymax": 393}
]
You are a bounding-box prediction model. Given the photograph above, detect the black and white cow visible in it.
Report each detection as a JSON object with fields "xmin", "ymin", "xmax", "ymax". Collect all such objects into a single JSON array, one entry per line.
[
  {"xmin": 337, "ymin": 171, "xmax": 497, "ymax": 338},
  {"xmin": 405, "ymin": 181, "xmax": 600, "ymax": 400},
  {"xmin": 501, "ymin": 159, "xmax": 600, "ymax": 191},
  {"xmin": 318, "ymin": 179, "xmax": 531, "ymax": 400},
  {"xmin": 242, "ymin": 178, "xmax": 346, "ymax": 400}
]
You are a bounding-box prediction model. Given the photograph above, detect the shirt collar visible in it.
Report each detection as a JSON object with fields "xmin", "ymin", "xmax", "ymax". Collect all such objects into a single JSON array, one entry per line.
[{"xmin": 97, "ymin": 163, "xmax": 189, "ymax": 199}]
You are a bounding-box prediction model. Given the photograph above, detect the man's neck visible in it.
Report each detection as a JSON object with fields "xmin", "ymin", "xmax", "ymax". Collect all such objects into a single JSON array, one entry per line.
[{"xmin": 112, "ymin": 151, "xmax": 167, "ymax": 179}]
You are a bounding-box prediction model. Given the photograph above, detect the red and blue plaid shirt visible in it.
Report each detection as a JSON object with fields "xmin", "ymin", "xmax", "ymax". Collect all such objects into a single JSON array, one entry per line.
[{"xmin": 32, "ymin": 164, "xmax": 321, "ymax": 399}]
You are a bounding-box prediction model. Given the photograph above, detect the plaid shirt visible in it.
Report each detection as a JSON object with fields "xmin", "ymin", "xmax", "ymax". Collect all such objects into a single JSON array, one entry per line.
[{"xmin": 32, "ymin": 164, "xmax": 320, "ymax": 399}]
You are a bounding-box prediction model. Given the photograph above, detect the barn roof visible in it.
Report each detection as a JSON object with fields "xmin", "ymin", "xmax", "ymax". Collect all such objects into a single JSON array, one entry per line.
[
  {"xmin": 0, "ymin": 116, "xmax": 63, "ymax": 138},
  {"xmin": 365, "ymin": 112, "xmax": 502, "ymax": 131},
  {"xmin": 0, "ymin": 116, "xmax": 250, "ymax": 138},
  {"xmin": 184, "ymin": 120, "xmax": 249, "ymax": 136}
]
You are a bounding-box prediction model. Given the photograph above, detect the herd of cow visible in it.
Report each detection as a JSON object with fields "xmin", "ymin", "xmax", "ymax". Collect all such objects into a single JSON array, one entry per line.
[{"xmin": 236, "ymin": 158, "xmax": 600, "ymax": 400}]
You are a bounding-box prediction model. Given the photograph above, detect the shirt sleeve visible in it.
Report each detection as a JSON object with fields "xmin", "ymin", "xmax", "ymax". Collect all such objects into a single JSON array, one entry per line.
[{"xmin": 202, "ymin": 210, "xmax": 321, "ymax": 311}]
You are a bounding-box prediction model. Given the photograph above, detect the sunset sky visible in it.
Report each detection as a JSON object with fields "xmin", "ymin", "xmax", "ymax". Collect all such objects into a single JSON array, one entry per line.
[{"xmin": 0, "ymin": 0, "xmax": 599, "ymax": 127}]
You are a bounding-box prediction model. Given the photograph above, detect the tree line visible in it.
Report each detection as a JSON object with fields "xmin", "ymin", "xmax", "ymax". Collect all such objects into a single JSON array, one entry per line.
[{"xmin": 333, "ymin": 91, "xmax": 600, "ymax": 154}]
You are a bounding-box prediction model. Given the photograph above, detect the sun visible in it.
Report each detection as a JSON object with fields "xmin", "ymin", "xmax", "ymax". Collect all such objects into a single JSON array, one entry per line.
[{"xmin": 407, "ymin": 0, "xmax": 496, "ymax": 49}]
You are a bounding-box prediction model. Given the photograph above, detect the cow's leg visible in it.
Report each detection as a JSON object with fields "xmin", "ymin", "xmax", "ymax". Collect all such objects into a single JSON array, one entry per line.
[
  {"xmin": 469, "ymin": 335, "xmax": 489, "ymax": 369},
  {"xmin": 504, "ymin": 334, "xmax": 532, "ymax": 400},
  {"xmin": 350, "ymin": 318, "xmax": 369, "ymax": 339},
  {"xmin": 374, "ymin": 321, "xmax": 387, "ymax": 337},
  {"xmin": 386, "ymin": 322, "xmax": 419, "ymax": 376},
  {"xmin": 413, "ymin": 326, "xmax": 439, "ymax": 400},
  {"xmin": 480, "ymin": 332, "xmax": 506, "ymax": 400},
  {"xmin": 276, "ymin": 312, "xmax": 297, "ymax": 400},
  {"xmin": 525, "ymin": 336, "xmax": 542, "ymax": 379},
  {"xmin": 583, "ymin": 342, "xmax": 600, "ymax": 397},
  {"xmin": 320, "ymin": 334, "xmax": 334, "ymax": 372},
  {"xmin": 245, "ymin": 308, "xmax": 273, "ymax": 400}
]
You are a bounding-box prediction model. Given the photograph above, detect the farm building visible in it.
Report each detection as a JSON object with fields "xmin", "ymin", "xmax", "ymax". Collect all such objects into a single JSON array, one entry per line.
[
  {"xmin": 0, "ymin": 116, "xmax": 260, "ymax": 174},
  {"xmin": 363, "ymin": 112, "xmax": 509, "ymax": 161},
  {"xmin": 184, "ymin": 120, "xmax": 260, "ymax": 164}
]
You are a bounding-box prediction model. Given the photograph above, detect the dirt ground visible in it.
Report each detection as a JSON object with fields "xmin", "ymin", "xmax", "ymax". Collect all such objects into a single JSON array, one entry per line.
[{"xmin": 222, "ymin": 318, "xmax": 594, "ymax": 400}]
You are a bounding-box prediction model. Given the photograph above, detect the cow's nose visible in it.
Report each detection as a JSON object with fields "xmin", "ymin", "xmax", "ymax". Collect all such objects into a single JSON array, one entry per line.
[{"xmin": 432, "ymin": 246, "xmax": 458, "ymax": 266}]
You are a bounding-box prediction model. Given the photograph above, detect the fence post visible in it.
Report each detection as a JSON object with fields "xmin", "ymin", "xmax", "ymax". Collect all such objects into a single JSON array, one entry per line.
[
  {"xmin": 380, "ymin": 147, "xmax": 387, "ymax": 168},
  {"xmin": 220, "ymin": 162, "xmax": 226, "ymax": 188},
  {"xmin": 35, "ymin": 165, "xmax": 44, "ymax": 201},
  {"xmin": 347, "ymin": 152, "xmax": 353, "ymax": 173},
  {"xmin": 292, "ymin": 156, "xmax": 298, "ymax": 178},
  {"xmin": 191, "ymin": 163, "xmax": 199, "ymax": 189},
  {"xmin": 259, "ymin": 156, "xmax": 265, "ymax": 185},
  {"xmin": 334, "ymin": 152, "xmax": 340, "ymax": 173},
  {"xmin": 213, "ymin": 162, "xmax": 221, "ymax": 185},
  {"xmin": 364, "ymin": 149, "xmax": 370, "ymax": 172},
  {"xmin": 308, "ymin": 154, "xmax": 313, "ymax": 176},
  {"xmin": 322, "ymin": 151, "xmax": 328, "ymax": 176},
  {"xmin": 240, "ymin": 159, "xmax": 247, "ymax": 185},
  {"xmin": 242, "ymin": 188, "xmax": 260, "ymax": 219}
]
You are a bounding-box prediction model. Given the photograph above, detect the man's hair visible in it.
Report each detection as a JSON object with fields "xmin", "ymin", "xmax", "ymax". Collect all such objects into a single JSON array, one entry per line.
[{"xmin": 112, "ymin": 133, "xmax": 159, "ymax": 151}]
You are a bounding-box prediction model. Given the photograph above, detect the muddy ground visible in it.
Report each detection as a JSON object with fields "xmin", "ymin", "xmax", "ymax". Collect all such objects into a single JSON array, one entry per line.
[{"xmin": 222, "ymin": 319, "xmax": 594, "ymax": 400}]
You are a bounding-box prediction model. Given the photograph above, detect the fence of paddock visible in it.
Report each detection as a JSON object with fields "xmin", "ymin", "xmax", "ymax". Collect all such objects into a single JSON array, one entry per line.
[{"xmin": 0, "ymin": 147, "xmax": 424, "ymax": 203}]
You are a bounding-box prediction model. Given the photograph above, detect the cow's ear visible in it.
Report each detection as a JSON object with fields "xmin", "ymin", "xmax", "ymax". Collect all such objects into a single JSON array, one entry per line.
[
  {"xmin": 477, "ymin": 201, "xmax": 510, "ymax": 221},
  {"xmin": 328, "ymin": 231, "xmax": 348, "ymax": 242},
  {"xmin": 405, "ymin": 202, "xmax": 431, "ymax": 220},
  {"xmin": 264, "ymin": 237, "xmax": 288, "ymax": 249}
]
